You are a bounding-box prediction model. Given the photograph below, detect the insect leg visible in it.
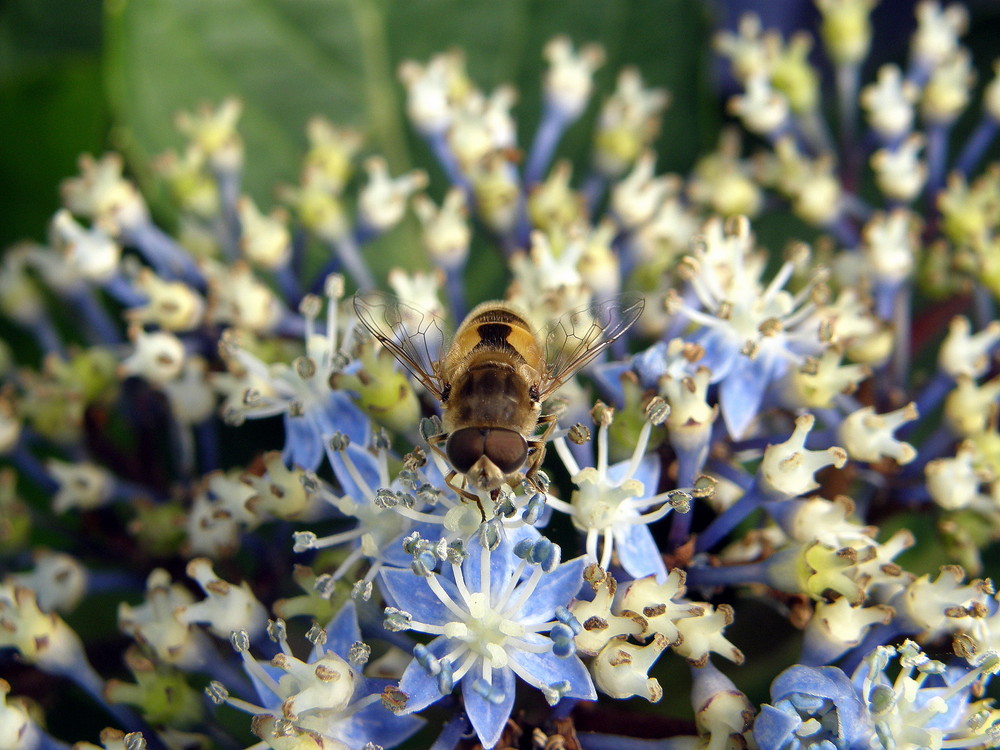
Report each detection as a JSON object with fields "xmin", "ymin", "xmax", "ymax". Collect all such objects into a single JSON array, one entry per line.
[
  {"xmin": 523, "ymin": 412, "xmax": 559, "ymax": 492},
  {"xmin": 535, "ymin": 412, "xmax": 558, "ymax": 441},
  {"xmin": 443, "ymin": 469, "xmax": 487, "ymax": 521},
  {"xmin": 425, "ymin": 431, "xmax": 459, "ymax": 481},
  {"xmin": 426, "ymin": 431, "xmax": 449, "ymax": 460}
]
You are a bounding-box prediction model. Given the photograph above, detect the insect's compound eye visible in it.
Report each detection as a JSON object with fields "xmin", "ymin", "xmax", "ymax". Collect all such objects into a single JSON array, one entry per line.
[
  {"xmin": 446, "ymin": 428, "xmax": 528, "ymax": 476},
  {"xmin": 483, "ymin": 429, "xmax": 528, "ymax": 475},
  {"xmin": 446, "ymin": 428, "xmax": 487, "ymax": 474}
]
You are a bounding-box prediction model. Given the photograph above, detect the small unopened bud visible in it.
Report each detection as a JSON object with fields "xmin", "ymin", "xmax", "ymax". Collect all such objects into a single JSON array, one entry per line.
[
  {"xmin": 267, "ymin": 619, "xmax": 287, "ymax": 643},
  {"xmin": 568, "ymin": 423, "xmax": 591, "ymax": 445},
  {"xmin": 230, "ymin": 630, "xmax": 251, "ymax": 653},
  {"xmin": 645, "ymin": 396, "xmax": 670, "ymax": 425},
  {"xmin": 591, "ymin": 401, "xmax": 614, "ymax": 427},
  {"xmin": 381, "ymin": 685, "xmax": 408, "ymax": 713},
  {"xmin": 205, "ymin": 681, "xmax": 229, "ymax": 704},
  {"xmin": 305, "ymin": 623, "xmax": 328, "ymax": 646},
  {"xmin": 348, "ymin": 641, "xmax": 371, "ymax": 667}
]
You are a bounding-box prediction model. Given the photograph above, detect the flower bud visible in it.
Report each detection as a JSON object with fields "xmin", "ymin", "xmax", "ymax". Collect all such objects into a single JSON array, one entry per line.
[
  {"xmin": 592, "ymin": 633, "xmax": 669, "ymax": 701},
  {"xmin": 238, "ymin": 197, "xmax": 291, "ymax": 269},
  {"xmin": 542, "ymin": 37, "xmax": 604, "ymax": 119},
  {"xmin": 838, "ymin": 403, "xmax": 918, "ymax": 464},
  {"xmin": 759, "ymin": 414, "xmax": 847, "ymax": 498},
  {"xmin": 939, "ymin": 317, "xmax": 1000, "ymax": 379}
]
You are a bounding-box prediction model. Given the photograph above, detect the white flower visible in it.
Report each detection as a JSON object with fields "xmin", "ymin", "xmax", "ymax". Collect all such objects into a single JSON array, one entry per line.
[
  {"xmin": 60, "ymin": 153, "xmax": 149, "ymax": 234},
  {"xmin": 118, "ymin": 325, "xmax": 186, "ymax": 386},
  {"xmin": 204, "ymin": 260, "xmax": 284, "ymax": 333},
  {"xmin": 610, "ymin": 151, "xmax": 677, "ymax": 229},
  {"xmin": 118, "ymin": 569, "xmax": 209, "ymax": 669},
  {"xmin": 49, "ymin": 209, "xmax": 122, "ymax": 283},
  {"xmin": 871, "ymin": 137, "xmax": 927, "ymax": 203},
  {"xmin": 357, "ymin": 157, "xmax": 428, "ymax": 232},
  {"xmin": 174, "ymin": 97, "xmax": 244, "ymax": 172},
  {"xmin": 861, "ymin": 64, "xmax": 917, "ymax": 139},
  {"xmin": 238, "ymin": 197, "xmax": 291, "ymax": 269},
  {"xmin": 47, "ymin": 459, "xmax": 114, "ymax": 512},
  {"xmin": 174, "ymin": 558, "xmax": 267, "ymax": 641},
  {"xmin": 938, "ymin": 316, "xmax": 1000, "ymax": 379},
  {"xmin": 911, "ymin": 0, "xmax": 968, "ymax": 68},
  {"xmin": 398, "ymin": 51, "xmax": 467, "ymax": 135},
  {"xmin": 413, "ymin": 188, "xmax": 471, "ymax": 270},
  {"xmin": 759, "ymin": 415, "xmax": 847, "ymax": 497},
  {"xmin": 7, "ymin": 551, "xmax": 87, "ymax": 613},
  {"xmin": 127, "ymin": 268, "xmax": 205, "ymax": 332},
  {"xmin": 542, "ymin": 36, "xmax": 604, "ymax": 119},
  {"xmin": 728, "ymin": 73, "xmax": 789, "ymax": 135},
  {"xmin": 838, "ymin": 403, "xmax": 918, "ymax": 464},
  {"xmin": 592, "ymin": 634, "xmax": 669, "ymax": 701},
  {"xmin": 921, "ymin": 49, "xmax": 975, "ymax": 125}
]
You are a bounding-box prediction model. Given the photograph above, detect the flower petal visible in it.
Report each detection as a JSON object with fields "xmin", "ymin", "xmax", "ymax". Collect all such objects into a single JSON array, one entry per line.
[
  {"xmin": 515, "ymin": 556, "xmax": 586, "ymax": 624},
  {"xmin": 462, "ymin": 664, "xmax": 516, "ymax": 749},
  {"xmin": 613, "ymin": 524, "xmax": 667, "ymax": 582},
  {"xmin": 591, "ymin": 360, "xmax": 634, "ymax": 405},
  {"xmin": 692, "ymin": 328, "xmax": 740, "ymax": 382},
  {"xmin": 508, "ymin": 639, "xmax": 596, "ymax": 701},
  {"xmin": 283, "ymin": 412, "xmax": 325, "ymax": 471},
  {"xmin": 324, "ymin": 600, "xmax": 362, "ymax": 662},
  {"xmin": 719, "ymin": 351, "xmax": 776, "ymax": 438},
  {"xmin": 632, "ymin": 341, "xmax": 669, "ymax": 389},
  {"xmin": 326, "ymin": 391, "xmax": 369, "ymax": 443},
  {"xmin": 753, "ymin": 702, "xmax": 802, "ymax": 749},
  {"xmin": 768, "ymin": 664, "xmax": 873, "ymax": 747},
  {"xmin": 324, "ymin": 688, "xmax": 425, "ymax": 749},
  {"xmin": 326, "ymin": 442, "xmax": 382, "ymax": 502},
  {"xmin": 396, "ymin": 636, "xmax": 456, "ymax": 714},
  {"xmin": 380, "ymin": 566, "xmax": 458, "ymax": 628},
  {"xmin": 607, "ymin": 452, "xmax": 660, "ymax": 489},
  {"xmin": 463, "ymin": 533, "xmax": 520, "ymax": 604}
]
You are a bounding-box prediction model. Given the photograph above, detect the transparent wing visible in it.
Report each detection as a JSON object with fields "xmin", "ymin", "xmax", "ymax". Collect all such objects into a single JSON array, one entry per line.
[
  {"xmin": 539, "ymin": 293, "xmax": 645, "ymax": 401},
  {"xmin": 353, "ymin": 291, "xmax": 448, "ymax": 399}
]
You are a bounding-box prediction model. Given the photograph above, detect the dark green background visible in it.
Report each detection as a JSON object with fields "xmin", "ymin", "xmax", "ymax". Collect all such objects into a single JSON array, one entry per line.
[
  {"xmin": 5, "ymin": 0, "xmax": 999, "ymax": 281},
  {"xmin": 0, "ymin": 0, "xmax": 718, "ymax": 265}
]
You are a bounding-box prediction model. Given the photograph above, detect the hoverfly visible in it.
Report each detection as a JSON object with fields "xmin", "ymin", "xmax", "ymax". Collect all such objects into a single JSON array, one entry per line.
[{"xmin": 353, "ymin": 292, "xmax": 644, "ymax": 516}]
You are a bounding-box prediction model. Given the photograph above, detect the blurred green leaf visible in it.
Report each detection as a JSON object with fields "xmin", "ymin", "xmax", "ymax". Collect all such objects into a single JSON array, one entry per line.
[
  {"xmin": 0, "ymin": 62, "xmax": 107, "ymax": 247},
  {"xmin": 0, "ymin": 0, "xmax": 105, "ymax": 248},
  {"xmin": 105, "ymin": 0, "xmax": 369, "ymax": 204},
  {"xmin": 0, "ymin": 0, "xmax": 102, "ymax": 74},
  {"xmin": 105, "ymin": 0, "xmax": 714, "ymax": 271}
]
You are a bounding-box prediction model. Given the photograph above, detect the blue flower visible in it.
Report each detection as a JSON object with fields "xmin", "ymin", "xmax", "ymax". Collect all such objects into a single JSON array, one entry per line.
[
  {"xmin": 545, "ymin": 399, "xmax": 685, "ymax": 582},
  {"xmin": 639, "ymin": 216, "xmax": 833, "ymax": 438},
  {"xmin": 295, "ymin": 432, "xmax": 544, "ymax": 600},
  {"xmin": 380, "ymin": 533, "xmax": 596, "ymax": 749},
  {"xmin": 215, "ymin": 277, "xmax": 372, "ymax": 474},
  {"xmin": 853, "ymin": 642, "xmax": 999, "ymax": 750},
  {"xmin": 236, "ymin": 601, "xmax": 423, "ymax": 750},
  {"xmin": 755, "ymin": 641, "xmax": 1000, "ymax": 750},
  {"xmin": 754, "ymin": 664, "xmax": 874, "ymax": 750}
]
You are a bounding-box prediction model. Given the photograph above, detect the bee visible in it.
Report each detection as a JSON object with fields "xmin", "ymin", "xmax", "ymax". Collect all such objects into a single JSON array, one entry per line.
[{"xmin": 353, "ymin": 293, "xmax": 644, "ymax": 516}]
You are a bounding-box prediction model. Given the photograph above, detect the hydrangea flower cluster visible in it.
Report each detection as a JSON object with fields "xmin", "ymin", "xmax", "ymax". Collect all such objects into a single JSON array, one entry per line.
[{"xmin": 3, "ymin": 2, "xmax": 1000, "ymax": 749}]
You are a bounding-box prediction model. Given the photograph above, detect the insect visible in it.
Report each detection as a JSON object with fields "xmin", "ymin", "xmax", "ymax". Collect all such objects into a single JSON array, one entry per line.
[{"xmin": 354, "ymin": 292, "xmax": 644, "ymax": 517}]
